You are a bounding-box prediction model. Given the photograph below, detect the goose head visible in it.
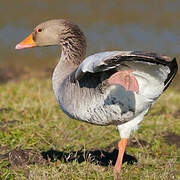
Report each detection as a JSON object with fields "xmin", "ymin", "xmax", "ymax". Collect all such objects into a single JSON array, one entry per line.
[{"xmin": 15, "ymin": 19, "xmax": 87, "ymax": 64}]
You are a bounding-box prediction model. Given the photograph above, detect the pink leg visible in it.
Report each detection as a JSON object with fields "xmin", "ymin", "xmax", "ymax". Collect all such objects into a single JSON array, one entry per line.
[{"xmin": 114, "ymin": 138, "xmax": 128, "ymax": 173}]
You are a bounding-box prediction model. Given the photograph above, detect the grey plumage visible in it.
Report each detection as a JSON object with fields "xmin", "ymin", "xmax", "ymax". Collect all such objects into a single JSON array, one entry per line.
[
  {"xmin": 46, "ymin": 20, "xmax": 177, "ymax": 127},
  {"xmin": 15, "ymin": 19, "xmax": 178, "ymax": 173}
]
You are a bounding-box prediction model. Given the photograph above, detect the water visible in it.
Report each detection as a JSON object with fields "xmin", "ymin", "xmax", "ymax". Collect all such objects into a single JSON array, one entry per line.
[{"xmin": 0, "ymin": 0, "xmax": 180, "ymax": 66}]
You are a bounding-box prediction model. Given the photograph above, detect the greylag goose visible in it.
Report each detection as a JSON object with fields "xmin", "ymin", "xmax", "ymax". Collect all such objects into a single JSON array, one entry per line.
[{"xmin": 15, "ymin": 19, "xmax": 178, "ymax": 174}]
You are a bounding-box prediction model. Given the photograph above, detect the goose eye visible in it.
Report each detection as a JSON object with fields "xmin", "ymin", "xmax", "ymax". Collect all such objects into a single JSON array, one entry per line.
[{"xmin": 37, "ymin": 28, "xmax": 42, "ymax": 33}]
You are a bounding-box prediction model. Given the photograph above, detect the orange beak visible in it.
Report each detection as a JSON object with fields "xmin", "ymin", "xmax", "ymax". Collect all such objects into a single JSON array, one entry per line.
[{"xmin": 15, "ymin": 33, "xmax": 37, "ymax": 49}]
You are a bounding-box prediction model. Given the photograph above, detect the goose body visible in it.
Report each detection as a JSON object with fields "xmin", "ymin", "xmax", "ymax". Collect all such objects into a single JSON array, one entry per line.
[
  {"xmin": 15, "ymin": 19, "xmax": 178, "ymax": 174},
  {"xmin": 52, "ymin": 50, "xmax": 177, "ymax": 140}
]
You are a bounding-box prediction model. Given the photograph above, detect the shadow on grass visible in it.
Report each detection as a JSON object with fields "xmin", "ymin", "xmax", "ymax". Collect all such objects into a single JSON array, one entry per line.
[
  {"xmin": 41, "ymin": 148, "xmax": 137, "ymax": 166},
  {"xmin": 0, "ymin": 146, "xmax": 138, "ymax": 167}
]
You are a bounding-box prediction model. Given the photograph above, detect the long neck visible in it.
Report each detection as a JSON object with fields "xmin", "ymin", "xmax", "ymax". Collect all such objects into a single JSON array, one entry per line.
[
  {"xmin": 52, "ymin": 59, "xmax": 76, "ymax": 98},
  {"xmin": 59, "ymin": 23, "xmax": 87, "ymax": 65},
  {"xmin": 52, "ymin": 24, "xmax": 87, "ymax": 98}
]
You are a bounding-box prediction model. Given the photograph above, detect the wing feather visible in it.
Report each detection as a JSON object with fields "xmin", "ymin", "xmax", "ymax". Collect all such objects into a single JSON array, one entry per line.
[{"xmin": 75, "ymin": 51, "xmax": 173, "ymax": 79}]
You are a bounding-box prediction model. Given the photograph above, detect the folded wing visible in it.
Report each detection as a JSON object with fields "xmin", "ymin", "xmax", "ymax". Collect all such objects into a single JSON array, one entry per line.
[{"xmin": 75, "ymin": 51, "xmax": 178, "ymax": 101}]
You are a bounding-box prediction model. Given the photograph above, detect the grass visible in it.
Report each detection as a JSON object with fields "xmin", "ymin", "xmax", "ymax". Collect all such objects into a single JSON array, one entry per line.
[{"xmin": 0, "ymin": 77, "xmax": 180, "ymax": 179}]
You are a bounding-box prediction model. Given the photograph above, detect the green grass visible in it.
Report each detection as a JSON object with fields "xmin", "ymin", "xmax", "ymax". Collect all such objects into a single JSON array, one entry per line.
[{"xmin": 0, "ymin": 78, "xmax": 180, "ymax": 179}]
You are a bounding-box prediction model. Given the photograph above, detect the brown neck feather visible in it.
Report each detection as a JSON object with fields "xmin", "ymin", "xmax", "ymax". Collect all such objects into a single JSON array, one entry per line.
[{"xmin": 59, "ymin": 22, "xmax": 87, "ymax": 66}]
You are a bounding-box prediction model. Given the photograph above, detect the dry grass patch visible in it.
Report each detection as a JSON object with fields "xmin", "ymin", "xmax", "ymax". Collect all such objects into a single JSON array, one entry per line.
[{"xmin": 0, "ymin": 78, "xmax": 179, "ymax": 179}]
